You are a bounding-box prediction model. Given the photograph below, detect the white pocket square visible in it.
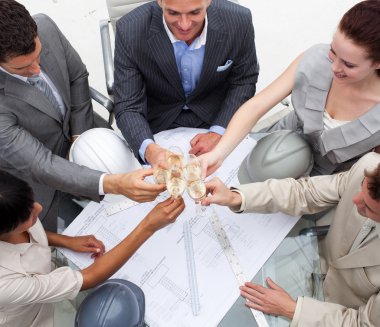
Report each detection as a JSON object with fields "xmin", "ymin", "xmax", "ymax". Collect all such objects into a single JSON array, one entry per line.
[{"xmin": 216, "ymin": 59, "xmax": 233, "ymax": 72}]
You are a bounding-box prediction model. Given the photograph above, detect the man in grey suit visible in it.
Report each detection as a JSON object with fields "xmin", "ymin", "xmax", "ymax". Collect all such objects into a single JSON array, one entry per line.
[
  {"xmin": 0, "ymin": 0, "xmax": 164, "ymax": 231},
  {"xmin": 203, "ymin": 152, "xmax": 380, "ymax": 326},
  {"xmin": 114, "ymin": 0, "xmax": 259, "ymax": 165}
]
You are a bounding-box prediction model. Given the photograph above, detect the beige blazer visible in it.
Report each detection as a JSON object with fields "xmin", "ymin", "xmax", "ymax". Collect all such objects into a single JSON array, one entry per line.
[{"xmin": 234, "ymin": 152, "xmax": 380, "ymax": 326}]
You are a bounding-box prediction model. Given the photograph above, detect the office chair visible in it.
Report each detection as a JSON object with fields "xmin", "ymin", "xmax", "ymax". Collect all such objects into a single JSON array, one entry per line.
[{"xmin": 90, "ymin": 86, "xmax": 114, "ymax": 125}]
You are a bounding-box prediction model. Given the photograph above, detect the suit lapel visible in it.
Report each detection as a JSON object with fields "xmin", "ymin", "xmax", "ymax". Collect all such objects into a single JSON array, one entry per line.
[
  {"xmin": 332, "ymin": 236, "xmax": 380, "ymax": 269},
  {"xmin": 330, "ymin": 202, "xmax": 380, "ymax": 268},
  {"xmin": 188, "ymin": 6, "xmax": 226, "ymax": 101},
  {"xmin": 148, "ymin": 6, "xmax": 184, "ymax": 98},
  {"xmin": 40, "ymin": 41, "xmax": 70, "ymax": 122},
  {"xmin": 4, "ymin": 74, "xmax": 62, "ymax": 123}
]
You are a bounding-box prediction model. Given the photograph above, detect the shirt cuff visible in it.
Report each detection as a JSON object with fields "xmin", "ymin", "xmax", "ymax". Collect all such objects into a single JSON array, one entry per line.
[
  {"xmin": 139, "ymin": 139, "xmax": 155, "ymax": 163},
  {"xmin": 99, "ymin": 173, "xmax": 108, "ymax": 195},
  {"xmin": 290, "ymin": 296, "xmax": 304, "ymax": 327},
  {"xmin": 209, "ymin": 125, "xmax": 225, "ymax": 135},
  {"xmin": 228, "ymin": 188, "xmax": 246, "ymax": 213}
]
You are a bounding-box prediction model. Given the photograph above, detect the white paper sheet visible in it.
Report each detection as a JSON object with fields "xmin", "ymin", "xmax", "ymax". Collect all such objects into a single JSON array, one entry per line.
[{"xmin": 61, "ymin": 128, "xmax": 299, "ymax": 327}]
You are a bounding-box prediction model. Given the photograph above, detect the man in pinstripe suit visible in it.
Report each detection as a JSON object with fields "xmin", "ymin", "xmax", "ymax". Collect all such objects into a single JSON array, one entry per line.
[{"xmin": 114, "ymin": 0, "xmax": 259, "ymax": 165}]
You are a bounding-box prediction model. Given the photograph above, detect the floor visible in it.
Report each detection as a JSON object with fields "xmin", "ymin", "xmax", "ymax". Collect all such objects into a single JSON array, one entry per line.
[{"xmin": 14, "ymin": 1, "xmax": 360, "ymax": 326}]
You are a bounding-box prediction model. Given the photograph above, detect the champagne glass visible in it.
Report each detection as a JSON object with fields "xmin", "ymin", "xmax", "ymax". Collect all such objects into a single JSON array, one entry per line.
[
  {"xmin": 167, "ymin": 146, "xmax": 184, "ymax": 171},
  {"xmin": 184, "ymin": 154, "xmax": 202, "ymax": 183},
  {"xmin": 187, "ymin": 179, "xmax": 207, "ymax": 216},
  {"xmin": 153, "ymin": 160, "xmax": 168, "ymax": 184},
  {"xmin": 166, "ymin": 167, "xmax": 186, "ymax": 198},
  {"xmin": 184, "ymin": 154, "xmax": 207, "ymax": 216}
]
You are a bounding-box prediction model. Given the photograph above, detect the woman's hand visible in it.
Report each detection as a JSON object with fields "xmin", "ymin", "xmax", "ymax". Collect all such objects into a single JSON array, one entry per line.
[
  {"xmin": 198, "ymin": 151, "xmax": 224, "ymax": 179},
  {"xmin": 66, "ymin": 235, "xmax": 106, "ymax": 259},
  {"xmin": 143, "ymin": 197, "xmax": 185, "ymax": 233},
  {"xmin": 240, "ymin": 278, "xmax": 296, "ymax": 319}
]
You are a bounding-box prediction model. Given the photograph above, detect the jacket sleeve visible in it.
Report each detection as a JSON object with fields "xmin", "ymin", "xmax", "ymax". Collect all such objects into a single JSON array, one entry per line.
[
  {"xmin": 0, "ymin": 266, "xmax": 83, "ymax": 306},
  {"xmin": 291, "ymin": 294, "xmax": 380, "ymax": 326},
  {"xmin": 235, "ymin": 170, "xmax": 349, "ymax": 216},
  {"xmin": 0, "ymin": 109, "xmax": 102, "ymax": 201},
  {"xmin": 113, "ymin": 21, "xmax": 153, "ymax": 158}
]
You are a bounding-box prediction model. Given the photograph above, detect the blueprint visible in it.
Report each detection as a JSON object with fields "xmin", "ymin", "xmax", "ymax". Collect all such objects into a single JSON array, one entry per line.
[{"xmin": 61, "ymin": 128, "xmax": 299, "ymax": 327}]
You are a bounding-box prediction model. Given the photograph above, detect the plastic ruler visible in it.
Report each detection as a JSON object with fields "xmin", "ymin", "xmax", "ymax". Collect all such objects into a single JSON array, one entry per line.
[
  {"xmin": 183, "ymin": 221, "xmax": 201, "ymax": 316},
  {"xmin": 104, "ymin": 199, "xmax": 139, "ymax": 216},
  {"xmin": 209, "ymin": 210, "xmax": 269, "ymax": 327}
]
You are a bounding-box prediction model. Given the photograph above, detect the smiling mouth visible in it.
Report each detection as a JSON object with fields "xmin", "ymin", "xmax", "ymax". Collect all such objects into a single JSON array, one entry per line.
[{"xmin": 334, "ymin": 72, "xmax": 346, "ymax": 79}]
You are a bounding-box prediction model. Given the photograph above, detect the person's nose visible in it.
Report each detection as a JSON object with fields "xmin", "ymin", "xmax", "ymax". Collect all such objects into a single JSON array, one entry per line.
[
  {"xmin": 28, "ymin": 61, "xmax": 41, "ymax": 75},
  {"xmin": 331, "ymin": 58, "xmax": 342, "ymax": 72},
  {"xmin": 352, "ymin": 192, "xmax": 364, "ymax": 209},
  {"xmin": 178, "ymin": 15, "xmax": 192, "ymax": 30}
]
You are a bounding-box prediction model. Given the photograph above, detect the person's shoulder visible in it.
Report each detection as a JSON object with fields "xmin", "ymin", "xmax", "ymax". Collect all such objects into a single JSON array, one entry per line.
[
  {"xmin": 210, "ymin": 0, "xmax": 252, "ymax": 21},
  {"xmin": 305, "ymin": 44, "xmax": 330, "ymax": 57},
  {"xmin": 116, "ymin": 1, "xmax": 157, "ymax": 30},
  {"xmin": 211, "ymin": 0, "xmax": 251, "ymax": 15},
  {"xmin": 208, "ymin": 0, "xmax": 253, "ymax": 35},
  {"xmin": 33, "ymin": 13, "xmax": 62, "ymax": 40},
  {"xmin": 33, "ymin": 13, "xmax": 58, "ymax": 30},
  {"xmin": 296, "ymin": 44, "xmax": 331, "ymax": 79},
  {"xmin": 353, "ymin": 152, "xmax": 380, "ymax": 173}
]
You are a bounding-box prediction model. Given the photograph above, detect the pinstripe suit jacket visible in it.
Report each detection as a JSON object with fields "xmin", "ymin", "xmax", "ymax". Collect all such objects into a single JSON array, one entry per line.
[
  {"xmin": 0, "ymin": 15, "xmax": 103, "ymax": 230},
  {"xmin": 114, "ymin": 0, "xmax": 259, "ymax": 158}
]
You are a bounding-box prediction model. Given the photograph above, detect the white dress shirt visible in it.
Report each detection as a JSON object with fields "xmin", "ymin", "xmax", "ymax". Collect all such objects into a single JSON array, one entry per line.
[{"xmin": 0, "ymin": 219, "xmax": 83, "ymax": 327}]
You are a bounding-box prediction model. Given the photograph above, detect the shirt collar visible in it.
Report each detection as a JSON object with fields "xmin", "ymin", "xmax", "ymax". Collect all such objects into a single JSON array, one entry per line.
[
  {"xmin": 0, "ymin": 66, "xmax": 28, "ymax": 83},
  {"xmin": 0, "ymin": 66, "xmax": 49, "ymax": 84},
  {"xmin": 162, "ymin": 14, "xmax": 208, "ymax": 50}
]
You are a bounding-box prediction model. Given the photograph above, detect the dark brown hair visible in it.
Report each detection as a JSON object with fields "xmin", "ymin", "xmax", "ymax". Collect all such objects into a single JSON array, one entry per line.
[
  {"xmin": 339, "ymin": 0, "xmax": 380, "ymax": 77},
  {"xmin": 0, "ymin": 0, "xmax": 37, "ymax": 63},
  {"xmin": 365, "ymin": 162, "xmax": 380, "ymax": 200},
  {"xmin": 0, "ymin": 170, "xmax": 34, "ymax": 235}
]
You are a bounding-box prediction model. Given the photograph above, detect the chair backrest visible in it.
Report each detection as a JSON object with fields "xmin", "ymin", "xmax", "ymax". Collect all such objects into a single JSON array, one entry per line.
[
  {"xmin": 106, "ymin": 0, "xmax": 239, "ymax": 31},
  {"xmin": 107, "ymin": 0, "xmax": 153, "ymax": 31}
]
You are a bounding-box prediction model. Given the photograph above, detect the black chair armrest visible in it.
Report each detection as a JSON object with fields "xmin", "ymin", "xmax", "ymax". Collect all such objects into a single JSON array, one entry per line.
[{"xmin": 299, "ymin": 225, "xmax": 330, "ymax": 237}]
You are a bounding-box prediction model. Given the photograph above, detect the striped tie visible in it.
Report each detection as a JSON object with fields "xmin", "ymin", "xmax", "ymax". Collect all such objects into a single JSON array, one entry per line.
[{"xmin": 28, "ymin": 76, "xmax": 63, "ymax": 120}]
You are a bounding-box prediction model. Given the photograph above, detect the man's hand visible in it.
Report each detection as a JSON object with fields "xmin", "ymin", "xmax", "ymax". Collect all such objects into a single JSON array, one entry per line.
[
  {"xmin": 104, "ymin": 168, "xmax": 166, "ymax": 202},
  {"xmin": 145, "ymin": 143, "xmax": 168, "ymax": 166},
  {"xmin": 189, "ymin": 132, "xmax": 222, "ymax": 156},
  {"xmin": 201, "ymin": 177, "xmax": 242, "ymax": 207},
  {"xmin": 142, "ymin": 197, "xmax": 185, "ymax": 233},
  {"xmin": 66, "ymin": 235, "xmax": 106, "ymax": 260},
  {"xmin": 240, "ymin": 278, "xmax": 297, "ymax": 319}
]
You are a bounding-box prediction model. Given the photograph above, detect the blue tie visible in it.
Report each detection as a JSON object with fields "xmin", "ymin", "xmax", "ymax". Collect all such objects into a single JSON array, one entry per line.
[{"xmin": 28, "ymin": 76, "xmax": 63, "ymax": 120}]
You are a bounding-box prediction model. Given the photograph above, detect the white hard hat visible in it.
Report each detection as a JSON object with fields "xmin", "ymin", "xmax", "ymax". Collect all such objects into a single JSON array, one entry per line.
[
  {"xmin": 69, "ymin": 128, "xmax": 141, "ymax": 174},
  {"xmin": 238, "ymin": 130, "xmax": 313, "ymax": 183}
]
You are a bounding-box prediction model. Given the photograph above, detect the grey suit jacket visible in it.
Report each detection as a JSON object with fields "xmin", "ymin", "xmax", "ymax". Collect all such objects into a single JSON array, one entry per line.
[
  {"xmin": 234, "ymin": 152, "xmax": 380, "ymax": 326},
  {"xmin": 0, "ymin": 14, "xmax": 103, "ymax": 229},
  {"xmin": 114, "ymin": 0, "xmax": 259, "ymax": 158},
  {"xmin": 262, "ymin": 44, "xmax": 380, "ymax": 175}
]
